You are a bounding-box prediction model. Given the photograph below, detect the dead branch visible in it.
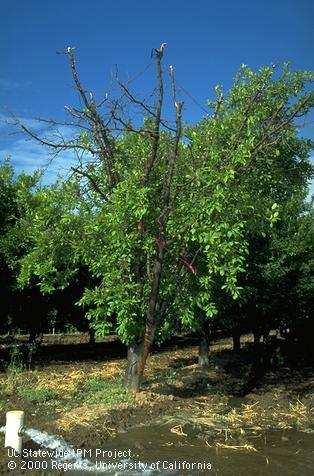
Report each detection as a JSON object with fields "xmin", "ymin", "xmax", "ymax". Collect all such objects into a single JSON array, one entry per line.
[
  {"xmin": 67, "ymin": 47, "xmax": 119, "ymax": 191},
  {"xmin": 71, "ymin": 166, "xmax": 108, "ymax": 200},
  {"xmin": 17, "ymin": 120, "xmax": 97, "ymax": 156}
]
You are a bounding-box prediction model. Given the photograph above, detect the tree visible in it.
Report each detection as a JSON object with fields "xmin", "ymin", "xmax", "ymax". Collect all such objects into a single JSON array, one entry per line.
[
  {"xmin": 0, "ymin": 160, "xmax": 94, "ymax": 344},
  {"xmin": 14, "ymin": 46, "xmax": 314, "ymax": 391},
  {"xmin": 263, "ymin": 191, "xmax": 314, "ymax": 344},
  {"xmin": 176, "ymin": 64, "xmax": 314, "ymax": 360},
  {"xmin": 0, "ymin": 158, "xmax": 47, "ymax": 339}
]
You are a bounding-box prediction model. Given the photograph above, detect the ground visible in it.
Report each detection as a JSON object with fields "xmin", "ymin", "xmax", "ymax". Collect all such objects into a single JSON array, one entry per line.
[{"xmin": 0, "ymin": 333, "xmax": 313, "ymax": 475}]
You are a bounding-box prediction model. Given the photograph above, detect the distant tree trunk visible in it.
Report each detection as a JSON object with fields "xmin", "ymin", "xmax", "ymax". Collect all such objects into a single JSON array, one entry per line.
[
  {"xmin": 262, "ymin": 327, "xmax": 270, "ymax": 343},
  {"xmin": 89, "ymin": 328, "xmax": 95, "ymax": 344},
  {"xmin": 253, "ymin": 329, "xmax": 262, "ymax": 345},
  {"xmin": 29, "ymin": 328, "xmax": 37, "ymax": 344},
  {"xmin": 232, "ymin": 330, "xmax": 241, "ymax": 351},
  {"xmin": 198, "ymin": 325, "xmax": 210, "ymax": 368}
]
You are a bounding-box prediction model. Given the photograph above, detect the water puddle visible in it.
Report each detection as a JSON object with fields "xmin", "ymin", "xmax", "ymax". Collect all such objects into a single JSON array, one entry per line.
[
  {"xmin": 3, "ymin": 426, "xmax": 171, "ymax": 475},
  {"xmin": 1, "ymin": 423, "xmax": 314, "ymax": 474},
  {"xmin": 99, "ymin": 424, "xmax": 314, "ymax": 475}
]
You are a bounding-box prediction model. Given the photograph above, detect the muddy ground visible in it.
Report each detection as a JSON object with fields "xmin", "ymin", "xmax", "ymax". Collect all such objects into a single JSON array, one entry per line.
[{"xmin": 0, "ymin": 333, "xmax": 313, "ymax": 475}]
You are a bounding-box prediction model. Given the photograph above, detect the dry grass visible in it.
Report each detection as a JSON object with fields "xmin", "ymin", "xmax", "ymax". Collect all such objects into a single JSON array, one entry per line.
[
  {"xmin": 215, "ymin": 442, "xmax": 257, "ymax": 452},
  {"xmin": 180, "ymin": 396, "xmax": 313, "ymax": 436},
  {"xmin": 54, "ymin": 403, "xmax": 113, "ymax": 432},
  {"xmin": 170, "ymin": 424, "xmax": 187, "ymax": 437},
  {"xmin": 1, "ymin": 333, "xmax": 313, "ymax": 449}
]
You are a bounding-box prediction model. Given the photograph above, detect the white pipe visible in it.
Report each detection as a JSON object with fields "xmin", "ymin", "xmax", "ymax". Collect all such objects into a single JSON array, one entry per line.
[{"xmin": 4, "ymin": 411, "xmax": 24, "ymax": 454}]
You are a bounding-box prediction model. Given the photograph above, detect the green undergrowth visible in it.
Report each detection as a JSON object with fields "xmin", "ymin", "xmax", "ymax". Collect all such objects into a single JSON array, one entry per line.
[
  {"xmin": 1, "ymin": 346, "xmax": 58, "ymax": 403},
  {"xmin": 2, "ymin": 371, "xmax": 58, "ymax": 403},
  {"xmin": 78, "ymin": 377, "xmax": 135, "ymax": 405},
  {"xmin": 17, "ymin": 386, "xmax": 58, "ymax": 403}
]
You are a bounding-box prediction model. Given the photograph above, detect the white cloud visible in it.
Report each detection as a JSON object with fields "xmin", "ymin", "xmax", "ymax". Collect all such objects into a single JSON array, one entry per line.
[
  {"xmin": 0, "ymin": 112, "xmax": 57, "ymax": 132},
  {"xmin": 0, "ymin": 78, "xmax": 32, "ymax": 92},
  {"xmin": 0, "ymin": 115, "xmax": 90, "ymax": 184},
  {"xmin": 1, "ymin": 137, "xmax": 78, "ymax": 184}
]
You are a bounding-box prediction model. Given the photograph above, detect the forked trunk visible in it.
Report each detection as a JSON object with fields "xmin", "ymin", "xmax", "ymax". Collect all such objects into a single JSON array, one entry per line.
[
  {"xmin": 124, "ymin": 319, "xmax": 159, "ymax": 392},
  {"xmin": 198, "ymin": 326, "xmax": 210, "ymax": 368},
  {"xmin": 123, "ymin": 343, "xmax": 144, "ymax": 393}
]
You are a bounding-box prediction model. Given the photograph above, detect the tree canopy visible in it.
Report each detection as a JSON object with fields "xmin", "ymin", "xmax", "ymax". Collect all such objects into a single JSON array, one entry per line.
[{"xmin": 4, "ymin": 46, "xmax": 314, "ymax": 391}]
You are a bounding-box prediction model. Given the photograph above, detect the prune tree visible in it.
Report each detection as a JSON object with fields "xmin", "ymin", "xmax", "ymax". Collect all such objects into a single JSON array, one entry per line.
[{"xmin": 16, "ymin": 45, "xmax": 314, "ymax": 391}]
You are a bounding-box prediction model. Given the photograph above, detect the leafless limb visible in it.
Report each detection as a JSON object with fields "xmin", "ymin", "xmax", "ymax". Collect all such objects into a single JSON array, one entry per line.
[
  {"xmin": 34, "ymin": 116, "xmax": 90, "ymax": 131},
  {"xmin": 141, "ymin": 42, "xmax": 165, "ymax": 186},
  {"xmin": 15, "ymin": 118, "xmax": 97, "ymax": 156},
  {"xmin": 71, "ymin": 166, "xmax": 108, "ymax": 200},
  {"xmin": 252, "ymin": 94, "xmax": 313, "ymax": 157},
  {"xmin": 67, "ymin": 47, "xmax": 119, "ymax": 191}
]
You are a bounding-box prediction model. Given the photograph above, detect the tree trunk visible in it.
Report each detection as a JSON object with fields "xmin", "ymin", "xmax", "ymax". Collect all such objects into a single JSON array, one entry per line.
[
  {"xmin": 141, "ymin": 319, "xmax": 159, "ymax": 372},
  {"xmin": 232, "ymin": 330, "xmax": 241, "ymax": 351},
  {"xmin": 198, "ymin": 326, "xmax": 210, "ymax": 368},
  {"xmin": 29, "ymin": 328, "xmax": 37, "ymax": 344},
  {"xmin": 262, "ymin": 328, "xmax": 270, "ymax": 343},
  {"xmin": 253, "ymin": 330, "xmax": 261, "ymax": 345},
  {"xmin": 89, "ymin": 328, "xmax": 95, "ymax": 344},
  {"xmin": 123, "ymin": 343, "xmax": 144, "ymax": 393}
]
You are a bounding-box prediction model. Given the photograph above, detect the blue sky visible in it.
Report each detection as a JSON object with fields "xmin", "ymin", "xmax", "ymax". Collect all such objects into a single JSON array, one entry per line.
[{"xmin": 1, "ymin": 0, "xmax": 313, "ymax": 192}]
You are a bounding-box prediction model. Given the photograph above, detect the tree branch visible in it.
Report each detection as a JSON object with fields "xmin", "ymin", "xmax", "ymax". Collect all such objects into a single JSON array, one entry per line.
[{"xmin": 71, "ymin": 166, "xmax": 108, "ymax": 200}]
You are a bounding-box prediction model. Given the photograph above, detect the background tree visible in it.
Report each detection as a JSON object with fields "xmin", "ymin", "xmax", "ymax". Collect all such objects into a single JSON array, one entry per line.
[
  {"xmin": 0, "ymin": 160, "xmax": 94, "ymax": 346},
  {"xmin": 263, "ymin": 192, "xmax": 314, "ymax": 345},
  {"xmin": 0, "ymin": 158, "xmax": 48, "ymax": 340}
]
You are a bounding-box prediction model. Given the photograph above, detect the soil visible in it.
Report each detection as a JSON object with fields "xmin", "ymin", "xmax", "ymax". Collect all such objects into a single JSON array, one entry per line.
[{"xmin": 0, "ymin": 333, "xmax": 313, "ymax": 475}]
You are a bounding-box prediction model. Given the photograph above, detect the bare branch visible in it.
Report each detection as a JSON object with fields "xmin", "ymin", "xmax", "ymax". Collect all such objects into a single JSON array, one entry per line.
[
  {"xmin": 67, "ymin": 47, "xmax": 90, "ymax": 110},
  {"xmin": 16, "ymin": 120, "xmax": 97, "ymax": 156},
  {"xmin": 116, "ymin": 79, "xmax": 176, "ymax": 133},
  {"xmin": 67, "ymin": 47, "xmax": 119, "ymax": 191},
  {"xmin": 71, "ymin": 166, "xmax": 108, "ymax": 200},
  {"xmin": 252, "ymin": 94, "xmax": 312, "ymax": 156},
  {"xmin": 34, "ymin": 116, "xmax": 90, "ymax": 130},
  {"xmin": 161, "ymin": 65, "xmax": 183, "ymax": 211},
  {"xmin": 110, "ymin": 111, "xmax": 154, "ymax": 136},
  {"xmin": 143, "ymin": 43, "xmax": 165, "ymax": 187}
]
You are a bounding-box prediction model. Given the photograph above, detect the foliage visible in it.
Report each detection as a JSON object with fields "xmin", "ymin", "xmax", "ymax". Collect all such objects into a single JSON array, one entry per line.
[
  {"xmin": 0, "ymin": 159, "xmax": 41, "ymax": 334},
  {"xmin": 0, "ymin": 160, "xmax": 94, "ymax": 336},
  {"xmin": 18, "ymin": 386, "xmax": 58, "ymax": 403},
  {"xmin": 80, "ymin": 377, "xmax": 134, "ymax": 404},
  {"xmin": 263, "ymin": 193, "xmax": 314, "ymax": 340},
  {"xmin": 4, "ymin": 52, "xmax": 314, "ymax": 389}
]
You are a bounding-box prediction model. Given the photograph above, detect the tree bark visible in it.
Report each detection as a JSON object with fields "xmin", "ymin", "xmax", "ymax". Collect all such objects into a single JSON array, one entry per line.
[
  {"xmin": 198, "ymin": 326, "xmax": 210, "ymax": 368},
  {"xmin": 140, "ymin": 318, "xmax": 159, "ymax": 375},
  {"xmin": 123, "ymin": 343, "xmax": 144, "ymax": 393}
]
